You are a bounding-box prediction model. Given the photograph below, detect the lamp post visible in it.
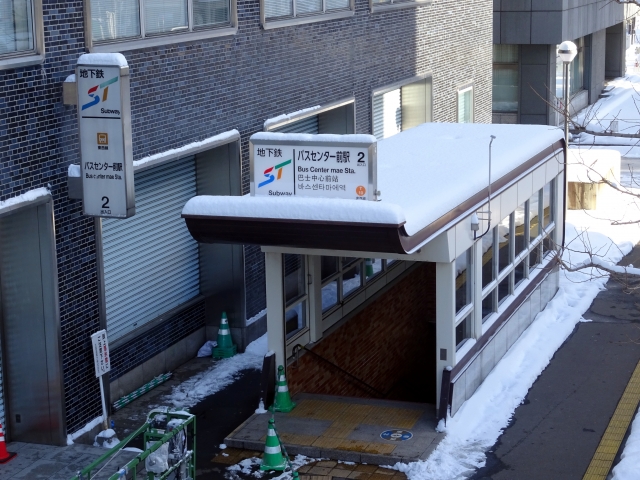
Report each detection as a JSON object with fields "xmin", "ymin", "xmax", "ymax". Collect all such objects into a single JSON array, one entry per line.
[{"xmin": 557, "ymin": 40, "xmax": 577, "ymax": 250}]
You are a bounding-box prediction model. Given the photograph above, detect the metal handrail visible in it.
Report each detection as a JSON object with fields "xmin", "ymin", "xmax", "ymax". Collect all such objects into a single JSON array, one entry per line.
[{"xmin": 292, "ymin": 344, "xmax": 386, "ymax": 398}]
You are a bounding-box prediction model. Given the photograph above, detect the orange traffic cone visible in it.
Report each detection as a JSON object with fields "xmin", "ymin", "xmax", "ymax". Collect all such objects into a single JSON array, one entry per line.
[{"xmin": 0, "ymin": 424, "xmax": 16, "ymax": 464}]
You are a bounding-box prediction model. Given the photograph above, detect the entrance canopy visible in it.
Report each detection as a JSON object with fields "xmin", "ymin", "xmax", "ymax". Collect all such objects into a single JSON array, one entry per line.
[{"xmin": 182, "ymin": 123, "xmax": 564, "ymax": 255}]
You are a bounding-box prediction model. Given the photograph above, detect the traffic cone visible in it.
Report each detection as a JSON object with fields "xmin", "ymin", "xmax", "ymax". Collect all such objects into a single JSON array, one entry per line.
[
  {"xmin": 259, "ymin": 419, "xmax": 287, "ymax": 471},
  {"xmin": 271, "ymin": 365, "xmax": 296, "ymax": 413},
  {"xmin": 0, "ymin": 424, "xmax": 16, "ymax": 464},
  {"xmin": 212, "ymin": 312, "xmax": 237, "ymax": 359},
  {"xmin": 365, "ymin": 258, "xmax": 374, "ymax": 277}
]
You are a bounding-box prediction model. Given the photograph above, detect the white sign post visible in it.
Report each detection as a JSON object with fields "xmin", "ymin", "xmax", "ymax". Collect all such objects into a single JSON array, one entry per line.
[
  {"xmin": 91, "ymin": 329, "xmax": 111, "ymax": 430},
  {"xmin": 250, "ymin": 134, "xmax": 378, "ymax": 201},
  {"xmin": 77, "ymin": 53, "xmax": 135, "ymax": 218}
]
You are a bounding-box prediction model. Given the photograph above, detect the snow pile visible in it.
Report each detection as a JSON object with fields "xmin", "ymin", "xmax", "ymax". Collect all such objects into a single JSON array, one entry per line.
[
  {"xmin": 390, "ymin": 208, "xmax": 640, "ymax": 480},
  {"xmin": 0, "ymin": 187, "xmax": 49, "ymax": 214},
  {"xmin": 197, "ymin": 340, "xmax": 218, "ymax": 357},
  {"xmin": 611, "ymin": 409, "xmax": 640, "ymax": 480},
  {"xmin": 67, "ymin": 415, "xmax": 104, "ymax": 445},
  {"xmin": 68, "ymin": 164, "xmax": 81, "ymax": 177},
  {"xmin": 161, "ymin": 334, "xmax": 267, "ymax": 408},
  {"xmin": 227, "ymin": 454, "xmax": 319, "ymax": 479},
  {"xmin": 78, "ymin": 52, "xmax": 128, "ymax": 67},
  {"xmin": 94, "ymin": 428, "xmax": 120, "ymax": 449}
]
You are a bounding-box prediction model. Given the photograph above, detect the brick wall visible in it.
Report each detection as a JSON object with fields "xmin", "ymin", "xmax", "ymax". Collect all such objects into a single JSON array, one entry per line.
[
  {"xmin": 1, "ymin": 0, "xmax": 491, "ymax": 432},
  {"xmin": 287, "ymin": 263, "xmax": 436, "ymax": 400}
]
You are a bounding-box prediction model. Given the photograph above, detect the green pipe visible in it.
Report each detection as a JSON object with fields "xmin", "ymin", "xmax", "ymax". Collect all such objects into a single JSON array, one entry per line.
[{"xmin": 70, "ymin": 421, "xmax": 150, "ymax": 480}]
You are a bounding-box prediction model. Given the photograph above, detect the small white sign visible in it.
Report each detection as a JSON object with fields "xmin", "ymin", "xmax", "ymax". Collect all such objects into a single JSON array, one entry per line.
[
  {"xmin": 77, "ymin": 54, "xmax": 135, "ymax": 218},
  {"xmin": 250, "ymin": 135, "xmax": 377, "ymax": 200},
  {"xmin": 91, "ymin": 329, "xmax": 111, "ymax": 378}
]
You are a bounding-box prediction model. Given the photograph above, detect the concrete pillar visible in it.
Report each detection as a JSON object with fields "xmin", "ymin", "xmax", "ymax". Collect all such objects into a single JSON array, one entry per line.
[
  {"xmin": 308, "ymin": 255, "xmax": 323, "ymax": 343},
  {"xmin": 435, "ymin": 261, "xmax": 456, "ymax": 402},
  {"xmin": 265, "ymin": 251, "xmax": 286, "ymax": 370}
]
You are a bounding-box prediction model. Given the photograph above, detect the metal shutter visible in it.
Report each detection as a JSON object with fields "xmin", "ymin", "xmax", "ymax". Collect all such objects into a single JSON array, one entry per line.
[
  {"xmin": 271, "ymin": 115, "xmax": 319, "ymax": 134},
  {"xmin": 372, "ymin": 88, "xmax": 401, "ymax": 140},
  {"xmin": 102, "ymin": 157, "xmax": 199, "ymax": 341}
]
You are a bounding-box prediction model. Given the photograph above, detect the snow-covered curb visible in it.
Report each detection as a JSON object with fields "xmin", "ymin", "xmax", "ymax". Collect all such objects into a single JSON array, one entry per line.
[
  {"xmin": 611, "ymin": 405, "xmax": 640, "ymax": 479},
  {"xmin": 390, "ymin": 209, "xmax": 640, "ymax": 479}
]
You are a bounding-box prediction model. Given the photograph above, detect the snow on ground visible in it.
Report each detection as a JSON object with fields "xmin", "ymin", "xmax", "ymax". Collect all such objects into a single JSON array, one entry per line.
[
  {"xmin": 390, "ymin": 206, "xmax": 640, "ymax": 480},
  {"xmin": 611, "ymin": 407, "xmax": 640, "ymax": 480},
  {"xmin": 161, "ymin": 333, "xmax": 267, "ymax": 409}
]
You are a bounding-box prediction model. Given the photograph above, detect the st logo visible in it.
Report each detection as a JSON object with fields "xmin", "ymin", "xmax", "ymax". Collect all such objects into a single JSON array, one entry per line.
[
  {"xmin": 81, "ymin": 76, "xmax": 119, "ymax": 111},
  {"xmin": 258, "ymin": 159, "xmax": 292, "ymax": 188}
]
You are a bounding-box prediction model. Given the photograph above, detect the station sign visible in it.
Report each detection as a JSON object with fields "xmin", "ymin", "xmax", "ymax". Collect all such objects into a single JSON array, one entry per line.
[
  {"xmin": 250, "ymin": 134, "xmax": 378, "ymax": 201},
  {"xmin": 77, "ymin": 53, "xmax": 135, "ymax": 218}
]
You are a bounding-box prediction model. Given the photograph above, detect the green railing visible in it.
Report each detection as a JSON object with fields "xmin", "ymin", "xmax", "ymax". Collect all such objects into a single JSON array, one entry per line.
[{"xmin": 71, "ymin": 408, "xmax": 196, "ymax": 480}]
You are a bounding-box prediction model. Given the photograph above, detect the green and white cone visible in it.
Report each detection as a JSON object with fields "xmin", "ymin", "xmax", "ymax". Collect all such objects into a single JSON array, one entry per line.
[
  {"xmin": 365, "ymin": 258, "xmax": 374, "ymax": 277},
  {"xmin": 271, "ymin": 365, "xmax": 296, "ymax": 413},
  {"xmin": 260, "ymin": 419, "xmax": 287, "ymax": 471},
  {"xmin": 212, "ymin": 311, "xmax": 237, "ymax": 359}
]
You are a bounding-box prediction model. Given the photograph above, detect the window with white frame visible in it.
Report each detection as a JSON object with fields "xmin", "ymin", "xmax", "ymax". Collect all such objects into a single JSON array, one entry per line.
[
  {"xmin": 457, "ymin": 85, "xmax": 473, "ymax": 123},
  {"xmin": 284, "ymin": 254, "xmax": 308, "ymax": 339},
  {"xmin": 372, "ymin": 76, "xmax": 433, "ymax": 140},
  {"xmin": 89, "ymin": 0, "xmax": 232, "ymax": 43},
  {"xmin": 0, "ymin": 0, "xmax": 37, "ymax": 57},
  {"xmin": 320, "ymin": 257, "xmax": 387, "ymax": 314},
  {"xmin": 455, "ymin": 248, "xmax": 473, "ymax": 349},
  {"xmin": 263, "ymin": 0, "xmax": 350, "ymax": 23},
  {"xmin": 480, "ymin": 179, "xmax": 557, "ymax": 323}
]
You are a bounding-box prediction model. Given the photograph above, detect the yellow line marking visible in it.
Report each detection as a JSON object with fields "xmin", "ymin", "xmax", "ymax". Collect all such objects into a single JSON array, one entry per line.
[{"xmin": 583, "ymin": 359, "xmax": 640, "ymax": 480}]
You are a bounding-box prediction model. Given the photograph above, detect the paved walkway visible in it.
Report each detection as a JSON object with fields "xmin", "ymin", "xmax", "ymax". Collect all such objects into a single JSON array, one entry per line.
[{"xmin": 471, "ymin": 245, "xmax": 640, "ymax": 480}]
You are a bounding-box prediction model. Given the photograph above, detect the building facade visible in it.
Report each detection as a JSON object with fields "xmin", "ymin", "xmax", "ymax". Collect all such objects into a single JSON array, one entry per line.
[
  {"xmin": 1, "ymin": 0, "xmax": 492, "ymax": 443},
  {"xmin": 492, "ymin": 0, "xmax": 628, "ymax": 125}
]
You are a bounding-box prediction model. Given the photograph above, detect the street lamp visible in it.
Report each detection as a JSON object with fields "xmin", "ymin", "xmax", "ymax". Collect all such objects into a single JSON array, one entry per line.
[{"xmin": 558, "ymin": 40, "xmax": 577, "ymax": 146}]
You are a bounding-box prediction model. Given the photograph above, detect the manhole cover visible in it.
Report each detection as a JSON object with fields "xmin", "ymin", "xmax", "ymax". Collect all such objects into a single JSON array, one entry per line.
[{"xmin": 380, "ymin": 430, "xmax": 413, "ymax": 441}]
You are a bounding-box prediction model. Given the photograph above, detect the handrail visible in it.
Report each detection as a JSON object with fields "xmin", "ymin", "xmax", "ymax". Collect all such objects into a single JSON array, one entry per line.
[{"xmin": 292, "ymin": 344, "xmax": 386, "ymax": 398}]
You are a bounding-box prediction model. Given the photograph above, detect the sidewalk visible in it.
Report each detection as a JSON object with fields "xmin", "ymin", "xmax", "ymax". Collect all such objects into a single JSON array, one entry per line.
[{"xmin": 470, "ymin": 244, "xmax": 640, "ymax": 480}]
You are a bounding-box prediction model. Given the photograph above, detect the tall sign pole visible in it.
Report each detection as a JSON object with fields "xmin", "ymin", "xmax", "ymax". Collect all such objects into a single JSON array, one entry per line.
[{"xmin": 77, "ymin": 53, "xmax": 135, "ymax": 218}]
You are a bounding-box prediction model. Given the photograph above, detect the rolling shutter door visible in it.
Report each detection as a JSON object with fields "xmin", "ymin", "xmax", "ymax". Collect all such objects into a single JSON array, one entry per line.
[
  {"xmin": 270, "ymin": 115, "xmax": 319, "ymax": 134},
  {"xmin": 102, "ymin": 157, "xmax": 199, "ymax": 341}
]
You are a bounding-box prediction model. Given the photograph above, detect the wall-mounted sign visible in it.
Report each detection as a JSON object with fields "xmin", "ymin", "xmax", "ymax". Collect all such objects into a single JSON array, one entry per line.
[
  {"xmin": 250, "ymin": 133, "xmax": 378, "ymax": 200},
  {"xmin": 77, "ymin": 53, "xmax": 135, "ymax": 218},
  {"xmin": 91, "ymin": 329, "xmax": 111, "ymax": 378}
]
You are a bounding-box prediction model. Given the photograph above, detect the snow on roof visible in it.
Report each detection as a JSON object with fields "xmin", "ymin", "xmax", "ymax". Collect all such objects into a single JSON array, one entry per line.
[
  {"xmin": 77, "ymin": 53, "xmax": 128, "ymax": 67},
  {"xmin": 183, "ymin": 123, "xmax": 563, "ymax": 238}
]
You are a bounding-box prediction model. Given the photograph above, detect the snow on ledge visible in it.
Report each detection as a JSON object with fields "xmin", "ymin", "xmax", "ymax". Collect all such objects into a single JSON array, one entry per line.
[
  {"xmin": 134, "ymin": 130, "xmax": 240, "ymax": 171},
  {"xmin": 182, "ymin": 195, "xmax": 406, "ymax": 226},
  {"xmin": 78, "ymin": 52, "xmax": 128, "ymax": 67},
  {"xmin": 68, "ymin": 164, "xmax": 81, "ymax": 177},
  {"xmin": 67, "ymin": 415, "xmax": 103, "ymax": 445},
  {"xmin": 263, "ymin": 106, "xmax": 321, "ymax": 130},
  {"xmin": 0, "ymin": 187, "xmax": 50, "ymax": 214},
  {"xmin": 252, "ymin": 131, "xmax": 377, "ymax": 145},
  {"xmin": 65, "ymin": 73, "xmax": 76, "ymax": 83}
]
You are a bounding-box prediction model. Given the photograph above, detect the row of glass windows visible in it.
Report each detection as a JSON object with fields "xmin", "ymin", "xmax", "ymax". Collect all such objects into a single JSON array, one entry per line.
[
  {"xmin": 454, "ymin": 179, "xmax": 556, "ymax": 349},
  {"xmin": 283, "ymin": 255, "xmax": 397, "ymax": 340}
]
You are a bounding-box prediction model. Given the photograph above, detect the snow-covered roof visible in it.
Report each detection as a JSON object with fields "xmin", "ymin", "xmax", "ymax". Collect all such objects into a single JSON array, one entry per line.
[{"xmin": 183, "ymin": 122, "xmax": 563, "ymax": 253}]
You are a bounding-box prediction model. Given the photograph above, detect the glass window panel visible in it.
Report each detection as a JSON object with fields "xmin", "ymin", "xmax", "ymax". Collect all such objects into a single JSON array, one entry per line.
[
  {"xmin": 372, "ymin": 88, "xmax": 401, "ymax": 140},
  {"xmin": 194, "ymin": 0, "xmax": 230, "ymax": 27},
  {"xmin": 455, "ymin": 249, "xmax": 471, "ymax": 313},
  {"xmin": 498, "ymin": 214, "xmax": 511, "ymax": 273},
  {"xmin": 265, "ymin": 0, "xmax": 292, "ymax": 18},
  {"xmin": 514, "ymin": 203, "xmax": 525, "ymax": 257},
  {"xmin": 0, "ymin": 0, "xmax": 35, "ymax": 54},
  {"xmin": 457, "ymin": 88, "xmax": 473, "ymax": 123},
  {"xmin": 498, "ymin": 275, "xmax": 510, "ymax": 305},
  {"xmin": 482, "ymin": 291, "xmax": 495, "ymax": 322},
  {"xmin": 529, "ymin": 244, "xmax": 541, "ymax": 271},
  {"xmin": 401, "ymin": 78, "xmax": 431, "ymax": 131},
  {"xmin": 321, "ymin": 256, "xmax": 338, "ymax": 281},
  {"xmin": 570, "ymin": 37, "xmax": 584, "ymax": 95},
  {"xmin": 543, "ymin": 182, "xmax": 553, "ymax": 229},
  {"xmin": 543, "ymin": 233, "xmax": 554, "ymax": 256},
  {"xmin": 492, "ymin": 65, "xmax": 518, "ymax": 113},
  {"xmin": 144, "ymin": 0, "xmax": 188, "ymax": 35},
  {"xmin": 321, "ymin": 280, "xmax": 338, "ymax": 312},
  {"xmin": 493, "ymin": 44, "xmax": 518, "ymax": 63},
  {"xmin": 529, "ymin": 190, "xmax": 541, "ymax": 242},
  {"xmin": 481, "ymin": 228, "xmax": 495, "ymax": 289},
  {"xmin": 514, "ymin": 260, "xmax": 525, "ymax": 287},
  {"xmin": 326, "ymin": 0, "xmax": 349, "ymax": 8},
  {"xmin": 365, "ymin": 258, "xmax": 382, "ymax": 280},
  {"xmin": 90, "ymin": 0, "xmax": 140, "ymax": 42},
  {"xmin": 455, "ymin": 314, "xmax": 472, "ymax": 348},
  {"xmin": 342, "ymin": 265, "xmax": 361, "ymax": 298},
  {"xmin": 285, "ymin": 301, "xmax": 306, "ymax": 338},
  {"xmin": 296, "ymin": 0, "xmax": 322, "ymax": 14},
  {"xmin": 342, "ymin": 257, "xmax": 357, "ymax": 267},
  {"xmin": 284, "ymin": 254, "xmax": 305, "ymax": 305}
]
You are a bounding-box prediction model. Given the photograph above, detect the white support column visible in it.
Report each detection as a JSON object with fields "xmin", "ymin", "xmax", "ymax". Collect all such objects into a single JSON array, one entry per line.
[
  {"xmin": 472, "ymin": 238, "xmax": 483, "ymax": 339},
  {"xmin": 265, "ymin": 252, "xmax": 286, "ymax": 370},
  {"xmin": 308, "ymin": 255, "xmax": 323, "ymax": 343},
  {"xmin": 435, "ymin": 260, "xmax": 457, "ymax": 402}
]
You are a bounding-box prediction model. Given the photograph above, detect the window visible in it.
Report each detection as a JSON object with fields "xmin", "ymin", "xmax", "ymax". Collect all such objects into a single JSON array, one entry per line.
[
  {"xmin": 493, "ymin": 45, "xmax": 518, "ymax": 113},
  {"xmin": 0, "ymin": 0, "xmax": 43, "ymax": 68},
  {"xmin": 284, "ymin": 254, "xmax": 308, "ymax": 339},
  {"xmin": 266, "ymin": 99, "xmax": 355, "ymax": 135},
  {"xmin": 372, "ymin": 76, "xmax": 433, "ymax": 140},
  {"xmin": 455, "ymin": 314, "xmax": 472, "ymax": 349},
  {"xmin": 89, "ymin": 0, "xmax": 233, "ymax": 45},
  {"xmin": 262, "ymin": 0, "xmax": 352, "ymax": 28},
  {"xmin": 455, "ymin": 248, "xmax": 473, "ymax": 349},
  {"xmin": 370, "ymin": 0, "xmax": 430, "ymax": 11},
  {"xmin": 556, "ymin": 37, "xmax": 585, "ymax": 98},
  {"xmin": 457, "ymin": 85, "xmax": 473, "ymax": 123}
]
